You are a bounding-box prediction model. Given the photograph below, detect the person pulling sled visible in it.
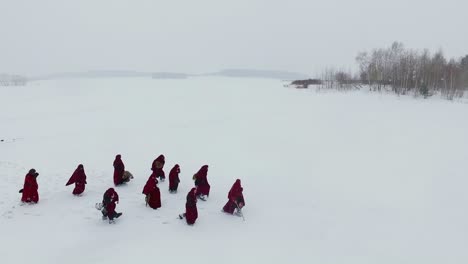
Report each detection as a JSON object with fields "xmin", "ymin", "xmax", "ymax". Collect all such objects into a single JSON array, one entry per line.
[
  {"xmin": 96, "ymin": 188, "xmax": 122, "ymax": 224},
  {"xmin": 168, "ymin": 164, "xmax": 180, "ymax": 193},
  {"xmin": 142, "ymin": 171, "xmax": 161, "ymax": 209},
  {"xmin": 179, "ymin": 188, "xmax": 198, "ymax": 225},
  {"xmin": 113, "ymin": 154, "xmax": 133, "ymax": 186},
  {"xmin": 193, "ymin": 165, "xmax": 210, "ymax": 200},
  {"xmin": 222, "ymin": 179, "xmax": 245, "ymax": 218},
  {"xmin": 151, "ymin": 154, "xmax": 166, "ymax": 181}
]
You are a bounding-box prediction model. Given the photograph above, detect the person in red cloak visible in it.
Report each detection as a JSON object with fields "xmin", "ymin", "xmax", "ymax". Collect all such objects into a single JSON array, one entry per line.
[
  {"xmin": 193, "ymin": 165, "xmax": 210, "ymax": 200},
  {"xmin": 151, "ymin": 154, "xmax": 166, "ymax": 181},
  {"xmin": 20, "ymin": 168, "xmax": 39, "ymax": 203},
  {"xmin": 113, "ymin": 154, "xmax": 126, "ymax": 186},
  {"xmin": 142, "ymin": 172, "xmax": 161, "ymax": 209},
  {"xmin": 65, "ymin": 164, "xmax": 87, "ymax": 195},
  {"xmin": 168, "ymin": 164, "xmax": 180, "ymax": 193},
  {"xmin": 222, "ymin": 179, "xmax": 245, "ymax": 215},
  {"xmin": 179, "ymin": 187, "xmax": 198, "ymax": 225},
  {"xmin": 101, "ymin": 188, "xmax": 122, "ymax": 223}
]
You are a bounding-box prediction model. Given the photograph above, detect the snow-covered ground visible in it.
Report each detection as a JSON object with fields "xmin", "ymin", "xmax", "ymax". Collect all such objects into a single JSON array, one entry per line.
[{"xmin": 1, "ymin": 77, "xmax": 467, "ymax": 263}]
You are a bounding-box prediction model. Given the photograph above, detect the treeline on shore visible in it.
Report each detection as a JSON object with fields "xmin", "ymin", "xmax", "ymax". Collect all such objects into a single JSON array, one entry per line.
[
  {"xmin": 0, "ymin": 74, "xmax": 27, "ymax": 86},
  {"xmin": 292, "ymin": 42, "xmax": 468, "ymax": 99}
]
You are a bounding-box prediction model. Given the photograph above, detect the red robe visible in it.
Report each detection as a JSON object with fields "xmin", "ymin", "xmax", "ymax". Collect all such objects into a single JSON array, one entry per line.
[
  {"xmin": 142, "ymin": 173, "xmax": 161, "ymax": 209},
  {"xmin": 21, "ymin": 173, "xmax": 39, "ymax": 203},
  {"xmin": 113, "ymin": 155, "xmax": 125, "ymax": 185},
  {"xmin": 169, "ymin": 164, "xmax": 180, "ymax": 191},
  {"xmin": 66, "ymin": 164, "xmax": 87, "ymax": 195},
  {"xmin": 185, "ymin": 188, "xmax": 198, "ymax": 225},
  {"xmin": 194, "ymin": 165, "xmax": 210, "ymax": 196},
  {"xmin": 103, "ymin": 188, "xmax": 119, "ymax": 216},
  {"xmin": 223, "ymin": 179, "xmax": 245, "ymax": 214},
  {"xmin": 151, "ymin": 155, "xmax": 166, "ymax": 180}
]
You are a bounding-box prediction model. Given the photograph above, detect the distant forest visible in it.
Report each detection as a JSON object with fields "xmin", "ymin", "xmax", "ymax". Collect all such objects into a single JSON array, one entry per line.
[
  {"xmin": 293, "ymin": 42, "xmax": 468, "ymax": 99},
  {"xmin": 0, "ymin": 74, "xmax": 27, "ymax": 86}
]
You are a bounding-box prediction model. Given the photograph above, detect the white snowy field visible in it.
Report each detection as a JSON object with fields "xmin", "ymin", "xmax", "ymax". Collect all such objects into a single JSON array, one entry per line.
[{"xmin": 1, "ymin": 77, "xmax": 468, "ymax": 264}]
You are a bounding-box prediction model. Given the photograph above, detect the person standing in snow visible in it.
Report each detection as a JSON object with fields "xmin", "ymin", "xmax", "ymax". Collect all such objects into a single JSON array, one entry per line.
[
  {"xmin": 142, "ymin": 171, "xmax": 161, "ymax": 209},
  {"xmin": 101, "ymin": 188, "xmax": 122, "ymax": 223},
  {"xmin": 222, "ymin": 179, "xmax": 245, "ymax": 216},
  {"xmin": 151, "ymin": 154, "xmax": 166, "ymax": 181},
  {"xmin": 179, "ymin": 187, "xmax": 198, "ymax": 225},
  {"xmin": 168, "ymin": 164, "xmax": 180, "ymax": 193},
  {"xmin": 193, "ymin": 165, "xmax": 210, "ymax": 200},
  {"xmin": 20, "ymin": 168, "xmax": 39, "ymax": 203},
  {"xmin": 65, "ymin": 164, "xmax": 87, "ymax": 195},
  {"xmin": 113, "ymin": 154, "xmax": 126, "ymax": 186}
]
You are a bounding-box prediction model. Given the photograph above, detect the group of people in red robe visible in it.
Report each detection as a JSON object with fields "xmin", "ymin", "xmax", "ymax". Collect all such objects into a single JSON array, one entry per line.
[{"xmin": 19, "ymin": 153, "xmax": 245, "ymax": 226}]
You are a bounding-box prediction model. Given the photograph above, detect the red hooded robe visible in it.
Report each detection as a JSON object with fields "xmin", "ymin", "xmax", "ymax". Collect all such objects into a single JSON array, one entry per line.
[
  {"xmin": 185, "ymin": 188, "xmax": 198, "ymax": 225},
  {"xmin": 151, "ymin": 155, "xmax": 166, "ymax": 180},
  {"xmin": 222, "ymin": 179, "xmax": 245, "ymax": 214},
  {"xmin": 21, "ymin": 170, "xmax": 39, "ymax": 203},
  {"xmin": 66, "ymin": 164, "xmax": 87, "ymax": 195},
  {"xmin": 142, "ymin": 172, "xmax": 161, "ymax": 209},
  {"xmin": 113, "ymin": 155, "xmax": 125, "ymax": 185},
  {"xmin": 169, "ymin": 164, "xmax": 180, "ymax": 191},
  {"xmin": 194, "ymin": 165, "xmax": 210, "ymax": 196},
  {"xmin": 103, "ymin": 188, "xmax": 119, "ymax": 217}
]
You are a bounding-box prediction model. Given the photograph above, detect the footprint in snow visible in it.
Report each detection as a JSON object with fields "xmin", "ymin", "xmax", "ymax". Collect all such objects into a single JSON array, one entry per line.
[{"xmin": 2, "ymin": 210, "xmax": 14, "ymax": 219}]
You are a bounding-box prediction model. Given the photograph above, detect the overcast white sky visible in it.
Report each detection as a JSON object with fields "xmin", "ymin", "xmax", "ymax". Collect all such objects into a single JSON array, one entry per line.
[{"xmin": 0, "ymin": 0, "xmax": 466, "ymax": 76}]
